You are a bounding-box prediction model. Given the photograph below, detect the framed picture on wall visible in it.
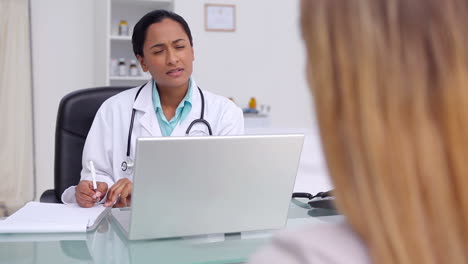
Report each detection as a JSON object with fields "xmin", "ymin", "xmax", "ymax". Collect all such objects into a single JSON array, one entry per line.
[{"xmin": 205, "ymin": 4, "xmax": 236, "ymax": 32}]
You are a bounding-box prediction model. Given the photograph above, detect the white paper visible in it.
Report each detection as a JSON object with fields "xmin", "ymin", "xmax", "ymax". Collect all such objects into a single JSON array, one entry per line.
[
  {"xmin": 0, "ymin": 232, "xmax": 87, "ymax": 242},
  {"xmin": 0, "ymin": 202, "xmax": 109, "ymax": 233}
]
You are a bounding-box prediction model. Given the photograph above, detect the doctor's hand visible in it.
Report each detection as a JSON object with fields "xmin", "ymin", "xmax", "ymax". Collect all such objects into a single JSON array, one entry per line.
[
  {"xmin": 76, "ymin": 180, "xmax": 108, "ymax": 208},
  {"xmin": 104, "ymin": 178, "xmax": 132, "ymax": 208}
]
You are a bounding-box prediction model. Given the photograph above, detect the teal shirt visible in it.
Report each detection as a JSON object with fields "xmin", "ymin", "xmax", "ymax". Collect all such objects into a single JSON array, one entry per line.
[{"xmin": 152, "ymin": 80, "xmax": 193, "ymax": 136}]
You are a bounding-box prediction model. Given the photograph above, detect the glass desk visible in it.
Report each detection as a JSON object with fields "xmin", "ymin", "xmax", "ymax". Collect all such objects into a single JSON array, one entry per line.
[{"xmin": 0, "ymin": 199, "xmax": 341, "ymax": 264}]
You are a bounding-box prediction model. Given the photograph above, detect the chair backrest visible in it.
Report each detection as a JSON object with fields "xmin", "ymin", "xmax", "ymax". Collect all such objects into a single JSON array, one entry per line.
[{"xmin": 53, "ymin": 86, "xmax": 132, "ymax": 201}]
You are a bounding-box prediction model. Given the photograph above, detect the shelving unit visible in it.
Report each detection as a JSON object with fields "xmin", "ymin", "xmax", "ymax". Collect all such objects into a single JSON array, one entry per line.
[
  {"xmin": 110, "ymin": 35, "xmax": 132, "ymax": 41},
  {"xmin": 109, "ymin": 75, "xmax": 152, "ymax": 81},
  {"xmin": 94, "ymin": 0, "xmax": 173, "ymax": 87},
  {"xmin": 244, "ymin": 113, "xmax": 271, "ymax": 128}
]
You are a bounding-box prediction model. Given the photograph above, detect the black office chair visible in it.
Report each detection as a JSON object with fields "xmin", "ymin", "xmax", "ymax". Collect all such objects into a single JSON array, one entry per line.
[{"xmin": 40, "ymin": 86, "xmax": 132, "ymax": 203}]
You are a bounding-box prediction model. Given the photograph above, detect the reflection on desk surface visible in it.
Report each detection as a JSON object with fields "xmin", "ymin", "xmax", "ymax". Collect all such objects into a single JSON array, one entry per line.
[{"xmin": 0, "ymin": 200, "xmax": 342, "ymax": 264}]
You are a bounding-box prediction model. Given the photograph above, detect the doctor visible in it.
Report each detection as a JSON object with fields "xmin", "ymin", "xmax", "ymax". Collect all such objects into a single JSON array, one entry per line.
[{"xmin": 61, "ymin": 10, "xmax": 244, "ymax": 207}]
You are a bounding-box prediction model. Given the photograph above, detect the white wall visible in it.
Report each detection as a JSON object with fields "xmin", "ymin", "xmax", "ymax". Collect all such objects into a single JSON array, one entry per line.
[
  {"xmin": 30, "ymin": 0, "xmax": 318, "ymax": 199},
  {"xmin": 30, "ymin": 0, "xmax": 96, "ymax": 199},
  {"xmin": 175, "ymin": 0, "xmax": 316, "ymax": 128}
]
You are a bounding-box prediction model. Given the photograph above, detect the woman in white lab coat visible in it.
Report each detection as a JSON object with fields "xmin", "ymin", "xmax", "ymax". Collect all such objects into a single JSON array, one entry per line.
[{"xmin": 62, "ymin": 10, "xmax": 244, "ymax": 207}]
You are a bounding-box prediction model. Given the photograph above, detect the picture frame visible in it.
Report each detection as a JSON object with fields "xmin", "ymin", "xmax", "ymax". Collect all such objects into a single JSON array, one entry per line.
[{"xmin": 204, "ymin": 4, "xmax": 236, "ymax": 32}]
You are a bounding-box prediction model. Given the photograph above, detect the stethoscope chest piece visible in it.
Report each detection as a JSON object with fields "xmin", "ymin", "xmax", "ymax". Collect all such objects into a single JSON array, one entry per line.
[
  {"xmin": 121, "ymin": 158, "xmax": 134, "ymax": 172},
  {"xmin": 121, "ymin": 161, "xmax": 128, "ymax": 172}
]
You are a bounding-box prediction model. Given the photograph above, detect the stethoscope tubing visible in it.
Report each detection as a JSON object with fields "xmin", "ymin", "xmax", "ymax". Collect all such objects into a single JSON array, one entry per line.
[
  {"xmin": 126, "ymin": 85, "xmax": 145, "ymax": 157},
  {"xmin": 121, "ymin": 82, "xmax": 212, "ymax": 172}
]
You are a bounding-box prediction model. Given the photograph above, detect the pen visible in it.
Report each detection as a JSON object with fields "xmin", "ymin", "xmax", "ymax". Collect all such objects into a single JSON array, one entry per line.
[{"xmin": 89, "ymin": 160, "xmax": 97, "ymax": 191}]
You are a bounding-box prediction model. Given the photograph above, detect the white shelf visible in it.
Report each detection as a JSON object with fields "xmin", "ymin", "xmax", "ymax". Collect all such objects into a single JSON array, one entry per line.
[
  {"xmin": 109, "ymin": 76, "xmax": 151, "ymax": 81},
  {"xmin": 94, "ymin": 0, "xmax": 173, "ymax": 86},
  {"xmin": 243, "ymin": 113, "xmax": 269, "ymax": 118},
  {"xmin": 110, "ymin": 35, "xmax": 132, "ymax": 40},
  {"xmin": 244, "ymin": 114, "xmax": 271, "ymax": 128},
  {"xmin": 112, "ymin": 0, "xmax": 172, "ymax": 7}
]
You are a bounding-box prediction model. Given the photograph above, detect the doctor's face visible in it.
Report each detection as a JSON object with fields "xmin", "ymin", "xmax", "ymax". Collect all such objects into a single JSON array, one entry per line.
[{"xmin": 137, "ymin": 18, "xmax": 194, "ymax": 91}]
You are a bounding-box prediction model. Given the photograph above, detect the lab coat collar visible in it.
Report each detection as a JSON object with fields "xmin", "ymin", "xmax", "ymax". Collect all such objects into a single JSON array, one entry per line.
[
  {"xmin": 132, "ymin": 81, "xmax": 161, "ymax": 136},
  {"xmin": 132, "ymin": 79, "xmax": 202, "ymax": 137}
]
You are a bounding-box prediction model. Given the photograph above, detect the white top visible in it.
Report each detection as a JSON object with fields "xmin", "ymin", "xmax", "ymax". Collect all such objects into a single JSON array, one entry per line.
[
  {"xmin": 248, "ymin": 220, "xmax": 371, "ymax": 264},
  {"xmin": 61, "ymin": 79, "xmax": 244, "ymax": 204}
]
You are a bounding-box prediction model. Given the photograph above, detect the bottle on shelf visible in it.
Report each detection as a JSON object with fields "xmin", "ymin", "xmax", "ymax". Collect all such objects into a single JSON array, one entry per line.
[
  {"xmin": 110, "ymin": 58, "xmax": 118, "ymax": 76},
  {"xmin": 129, "ymin": 60, "xmax": 139, "ymax": 76},
  {"xmin": 118, "ymin": 58, "xmax": 127, "ymax": 76},
  {"xmin": 243, "ymin": 97, "xmax": 259, "ymax": 114},
  {"xmin": 248, "ymin": 97, "xmax": 257, "ymax": 109},
  {"xmin": 118, "ymin": 20, "xmax": 129, "ymax": 36}
]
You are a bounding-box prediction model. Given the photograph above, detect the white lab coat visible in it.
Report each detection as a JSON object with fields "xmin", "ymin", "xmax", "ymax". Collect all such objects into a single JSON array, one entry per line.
[{"xmin": 62, "ymin": 79, "xmax": 244, "ymax": 203}]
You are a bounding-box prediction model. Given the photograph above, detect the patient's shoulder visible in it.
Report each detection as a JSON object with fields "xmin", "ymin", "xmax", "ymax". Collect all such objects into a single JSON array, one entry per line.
[{"xmin": 248, "ymin": 220, "xmax": 371, "ymax": 264}]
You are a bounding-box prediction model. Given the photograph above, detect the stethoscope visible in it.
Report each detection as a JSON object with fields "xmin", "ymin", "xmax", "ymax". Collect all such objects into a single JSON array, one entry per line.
[{"xmin": 121, "ymin": 82, "xmax": 213, "ymax": 172}]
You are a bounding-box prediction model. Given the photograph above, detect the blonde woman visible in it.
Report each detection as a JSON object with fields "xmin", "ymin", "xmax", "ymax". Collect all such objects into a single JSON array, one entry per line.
[{"xmin": 249, "ymin": 0, "xmax": 468, "ymax": 263}]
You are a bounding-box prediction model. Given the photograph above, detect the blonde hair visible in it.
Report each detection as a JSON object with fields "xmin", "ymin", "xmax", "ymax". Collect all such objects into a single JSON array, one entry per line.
[{"xmin": 301, "ymin": 0, "xmax": 468, "ymax": 263}]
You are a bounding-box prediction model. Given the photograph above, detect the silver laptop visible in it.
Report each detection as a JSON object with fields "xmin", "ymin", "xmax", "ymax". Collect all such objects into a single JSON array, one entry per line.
[{"xmin": 111, "ymin": 134, "xmax": 304, "ymax": 240}]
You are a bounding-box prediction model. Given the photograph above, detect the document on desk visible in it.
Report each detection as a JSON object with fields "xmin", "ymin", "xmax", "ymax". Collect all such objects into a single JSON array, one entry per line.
[{"xmin": 0, "ymin": 202, "xmax": 110, "ymax": 233}]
